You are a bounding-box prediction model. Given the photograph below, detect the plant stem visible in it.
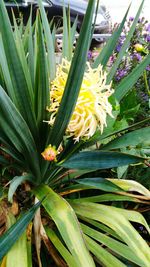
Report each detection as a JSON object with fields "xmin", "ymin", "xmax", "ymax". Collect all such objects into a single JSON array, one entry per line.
[{"xmin": 143, "ymin": 70, "xmax": 150, "ymax": 96}]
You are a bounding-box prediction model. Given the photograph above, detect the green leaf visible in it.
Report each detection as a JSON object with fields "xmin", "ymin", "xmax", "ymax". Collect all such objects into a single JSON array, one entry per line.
[
  {"xmin": 78, "ymin": 217, "xmax": 121, "ymax": 241},
  {"xmin": 8, "ymin": 175, "xmax": 34, "ymax": 203},
  {"xmin": 0, "ymin": 0, "xmax": 37, "ymax": 138},
  {"xmin": 112, "ymin": 206, "xmax": 150, "ymax": 235},
  {"xmin": 82, "ymin": 224, "xmax": 144, "ymax": 266},
  {"xmin": 93, "ymin": 4, "xmax": 130, "ymax": 68},
  {"xmin": 71, "ymin": 17, "xmax": 78, "ymax": 47},
  {"xmin": 108, "ymin": 179, "xmax": 150, "ymax": 198},
  {"xmin": 114, "ymin": 55, "xmax": 150, "ymax": 102},
  {"xmin": 103, "ymin": 127, "xmax": 150, "ymax": 150},
  {"xmin": 45, "ymin": 227, "xmax": 78, "ymax": 267},
  {"xmin": 28, "ymin": 15, "xmax": 35, "ymax": 88},
  {"xmin": 34, "ymin": 185, "xmax": 95, "ymax": 267},
  {"xmin": 84, "ymin": 234, "xmax": 126, "ymax": 267},
  {"xmin": 76, "ymin": 178, "xmax": 123, "ymax": 192},
  {"xmin": 71, "ymin": 201, "xmax": 150, "ymax": 266},
  {"xmin": 60, "ymin": 151, "xmax": 145, "ymax": 170},
  {"xmin": 6, "ymin": 224, "xmax": 28, "ymax": 267},
  {"xmin": 0, "ymin": 142, "xmax": 24, "ymax": 167},
  {"xmin": 0, "ymin": 202, "xmax": 41, "ymax": 260},
  {"xmin": 37, "ymin": 0, "xmax": 56, "ymax": 80},
  {"xmin": 85, "ymin": 117, "xmax": 150, "ymax": 149},
  {"xmin": 0, "ymin": 87, "xmax": 41, "ymax": 181},
  {"xmin": 34, "ymin": 18, "xmax": 50, "ymax": 146},
  {"xmin": 62, "ymin": 7, "xmax": 69, "ymax": 59},
  {"xmin": 74, "ymin": 193, "xmax": 140, "ymax": 204},
  {"xmin": 12, "ymin": 14, "xmax": 33, "ymax": 99},
  {"xmin": 0, "ymin": 34, "xmax": 14, "ymax": 95},
  {"xmin": 47, "ymin": 0, "xmax": 96, "ymax": 148}
]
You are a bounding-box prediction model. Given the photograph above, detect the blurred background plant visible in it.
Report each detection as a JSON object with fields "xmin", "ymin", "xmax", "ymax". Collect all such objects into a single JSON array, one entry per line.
[
  {"xmin": 89, "ymin": 15, "xmax": 150, "ymax": 123},
  {"xmin": 109, "ymin": 16, "xmax": 150, "ymax": 123}
]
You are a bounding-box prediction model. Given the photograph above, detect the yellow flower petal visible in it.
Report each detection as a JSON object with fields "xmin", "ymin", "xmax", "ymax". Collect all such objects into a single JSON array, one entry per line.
[{"xmin": 47, "ymin": 59, "xmax": 114, "ymax": 142}]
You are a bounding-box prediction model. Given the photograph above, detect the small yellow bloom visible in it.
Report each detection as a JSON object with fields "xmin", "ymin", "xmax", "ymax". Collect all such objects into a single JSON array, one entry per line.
[
  {"xmin": 41, "ymin": 145, "xmax": 57, "ymax": 161},
  {"xmin": 134, "ymin": 43, "xmax": 144, "ymax": 52},
  {"xmin": 47, "ymin": 59, "xmax": 114, "ymax": 142}
]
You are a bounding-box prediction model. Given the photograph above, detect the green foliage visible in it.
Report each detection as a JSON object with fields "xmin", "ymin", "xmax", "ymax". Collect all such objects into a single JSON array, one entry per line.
[{"xmin": 0, "ymin": 0, "xmax": 150, "ymax": 266}]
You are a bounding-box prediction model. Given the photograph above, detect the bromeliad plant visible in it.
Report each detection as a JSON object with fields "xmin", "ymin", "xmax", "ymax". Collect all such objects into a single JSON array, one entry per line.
[{"xmin": 0, "ymin": 0, "xmax": 150, "ymax": 266}]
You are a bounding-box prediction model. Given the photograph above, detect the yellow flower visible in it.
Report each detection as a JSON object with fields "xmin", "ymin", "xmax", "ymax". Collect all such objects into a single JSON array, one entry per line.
[
  {"xmin": 134, "ymin": 43, "xmax": 144, "ymax": 52},
  {"xmin": 47, "ymin": 59, "xmax": 114, "ymax": 142}
]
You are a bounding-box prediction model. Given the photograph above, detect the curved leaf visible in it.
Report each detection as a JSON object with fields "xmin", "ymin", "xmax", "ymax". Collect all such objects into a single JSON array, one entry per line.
[
  {"xmin": 45, "ymin": 227, "xmax": 78, "ymax": 267},
  {"xmin": 71, "ymin": 201, "xmax": 150, "ymax": 266},
  {"xmin": 8, "ymin": 175, "xmax": 34, "ymax": 203},
  {"xmin": 34, "ymin": 185, "xmax": 95, "ymax": 267},
  {"xmin": 108, "ymin": 179, "xmax": 150, "ymax": 198},
  {"xmin": 82, "ymin": 224, "xmax": 144, "ymax": 266}
]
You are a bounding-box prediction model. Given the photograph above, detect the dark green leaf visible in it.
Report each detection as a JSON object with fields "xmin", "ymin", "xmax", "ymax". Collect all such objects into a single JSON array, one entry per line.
[
  {"xmin": 34, "ymin": 18, "xmax": 50, "ymax": 147},
  {"xmin": 60, "ymin": 151, "xmax": 145, "ymax": 170},
  {"xmin": 0, "ymin": 87, "xmax": 41, "ymax": 181},
  {"xmin": 0, "ymin": 0, "xmax": 38, "ymax": 139}
]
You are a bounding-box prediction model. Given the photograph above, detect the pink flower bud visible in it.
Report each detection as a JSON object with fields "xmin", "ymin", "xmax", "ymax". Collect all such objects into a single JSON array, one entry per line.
[{"xmin": 41, "ymin": 145, "xmax": 57, "ymax": 161}]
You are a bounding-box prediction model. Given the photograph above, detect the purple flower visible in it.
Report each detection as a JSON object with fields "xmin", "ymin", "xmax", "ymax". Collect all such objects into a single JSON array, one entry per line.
[
  {"xmin": 116, "ymin": 44, "xmax": 122, "ymax": 52},
  {"xmin": 131, "ymin": 53, "xmax": 142, "ymax": 62},
  {"xmin": 129, "ymin": 16, "xmax": 134, "ymax": 21},
  {"xmin": 146, "ymin": 35, "xmax": 150, "ymax": 42},
  {"xmin": 146, "ymin": 23, "xmax": 150, "ymax": 32},
  {"xmin": 115, "ymin": 69, "xmax": 128, "ymax": 81},
  {"xmin": 146, "ymin": 65, "xmax": 150, "ymax": 71},
  {"xmin": 139, "ymin": 226, "xmax": 144, "ymax": 231},
  {"xmin": 115, "ymin": 36, "xmax": 126, "ymax": 53},
  {"xmin": 109, "ymin": 55, "xmax": 115, "ymax": 64},
  {"xmin": 139, "ymin": 91, "xmax": 149, "ymax": 102},
  {"xmin": 87, "ymin": 51, "xmax": 92, "ymax": 60}
]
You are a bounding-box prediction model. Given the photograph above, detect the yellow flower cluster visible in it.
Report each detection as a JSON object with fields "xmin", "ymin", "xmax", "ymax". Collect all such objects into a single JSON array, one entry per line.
[{"xmin": 47, "ymin": 59, "xmax": 113, "ymax": 142}]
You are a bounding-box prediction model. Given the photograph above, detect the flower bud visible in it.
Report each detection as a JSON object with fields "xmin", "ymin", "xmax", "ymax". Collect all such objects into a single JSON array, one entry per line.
[{"xmin": 41, "ymin": 145, "xmax": 57, "ymax": 161}]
